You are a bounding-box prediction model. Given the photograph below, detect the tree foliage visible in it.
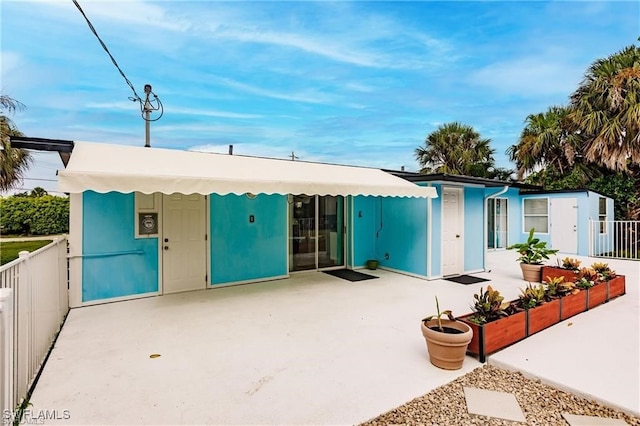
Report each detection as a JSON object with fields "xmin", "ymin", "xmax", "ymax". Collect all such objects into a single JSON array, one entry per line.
[
  {"xmin": 0, "ymin": 192, "xmax": 69, "ymax": 235},
  {"xmin": 416, "ymin": 122, "xmax": 512, "ymax": 178},
  {"xmin": 507, "ymin": 44, "xmax": 640, "ymax": 219},
  {"xmin": 569, "ymin": 45, "xmax": 640, "ymax": 171},
  {"xmin": 0, "ymin": 95, "xmax": 32, "ymax": 191}
]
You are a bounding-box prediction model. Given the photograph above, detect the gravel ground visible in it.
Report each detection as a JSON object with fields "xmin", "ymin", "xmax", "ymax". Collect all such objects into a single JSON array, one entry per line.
[{"xmin": 361, "ymin": 365, "xmax": 640, "ymax": 426}]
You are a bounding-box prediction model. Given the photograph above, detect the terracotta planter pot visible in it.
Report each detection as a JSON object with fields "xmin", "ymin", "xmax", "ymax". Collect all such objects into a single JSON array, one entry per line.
[
  {"xmin": 421, "ymin": 319, "xmax": 473, "ymax": 370},
  {"xmin": 520, "ymin": 263, "xmax": 543, "ymax": 282},
  {"xmin": 560, "ymin": 290, "xmax": 587, "ymax": 320},
  {"xmin": 458, "ymin": 310, "xmax": 527, "ymax": 363},
  {"xmin": 541, "ymin": 266, "xmax": 578, "ymax": 284},
  {"xmin": 587, "ymin": 281, "xmax": 607, "ymax": 309},
  {"xmin": 526, "ymin": 299, "xmax": 561, "ymax": 335},
  {"xmin": 607, "ymin": 275, "xmax": 626, "ymax": 300}
]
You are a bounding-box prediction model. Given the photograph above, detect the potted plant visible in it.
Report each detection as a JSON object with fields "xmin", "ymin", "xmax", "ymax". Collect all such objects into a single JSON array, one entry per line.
[
  {"xmin": 366, "ymin": 259, "xmax": 379, "ymax": 270},
  {"xmin": 508, "ymin": 228, "xmax": 559, "ymax": 282},
  {"xmin": 421, "ymin": 296, "xmax": 472, "ymax": 370},
  {"xmin": 517, "ymin": 283, "xmax": 560, "ymax": 335},
  {"xmin": 457, "ymin": 286, "xmax": 527, "ymax": 363},
  {"xmin": 576, "ymin": 267, "xmax": 609, "ymax": 309}
]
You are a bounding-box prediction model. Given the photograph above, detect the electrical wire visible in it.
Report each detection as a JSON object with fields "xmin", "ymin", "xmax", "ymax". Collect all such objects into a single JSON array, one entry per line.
[{"xmin": 71, "ymin": 0, "xmax": 163, "ymax": 122}]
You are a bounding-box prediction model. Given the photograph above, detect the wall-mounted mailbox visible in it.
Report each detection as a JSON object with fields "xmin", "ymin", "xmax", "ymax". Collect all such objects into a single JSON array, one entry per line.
[{"xmin": 139, "ymin": 213, "xmax": 158, "ymax": 235}]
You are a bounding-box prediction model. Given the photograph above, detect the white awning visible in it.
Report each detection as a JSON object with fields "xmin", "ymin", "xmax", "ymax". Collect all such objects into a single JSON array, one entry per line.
[{"xmin": 57, "ymin": 142, "xmax": 437, "ymax": 198}]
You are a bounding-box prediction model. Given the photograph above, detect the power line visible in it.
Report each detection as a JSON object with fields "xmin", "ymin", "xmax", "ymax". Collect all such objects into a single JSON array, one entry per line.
[{"xmin": 71, "ymin": 0, "xmax": 163, "ymax": 122}]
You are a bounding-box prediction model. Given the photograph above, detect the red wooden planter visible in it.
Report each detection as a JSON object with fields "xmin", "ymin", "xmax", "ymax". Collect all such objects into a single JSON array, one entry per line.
[
  {"xmin": 587, "ymin": 281, "xmax": 607, "ymax": 309},
  {"xmin": 560, "ymin": 290, "xmax": 587, "ymax": 320},
  {"xmin": 541, "ymin": 266, "xmax": 578, "ymax": 284},
  {"xmin": 458, "ymin": 310, "xmax": 527, "ymax": 363},
  {"xmin": 526, "ymin": 299, "xmax": 561, "ymax": 335},
  {"xmin": 607, "ymin": 275, "xmax": 626, "ymax": 300}
]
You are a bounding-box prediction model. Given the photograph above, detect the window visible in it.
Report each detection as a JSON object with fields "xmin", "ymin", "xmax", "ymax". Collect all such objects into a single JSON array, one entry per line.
[
  {"xmin": 523, "ymin": 198, "xmax": 548, "ymax": 233},
  {"xmin": 599, "ymin": 197, "xmax": 607, "ymax": 234}
]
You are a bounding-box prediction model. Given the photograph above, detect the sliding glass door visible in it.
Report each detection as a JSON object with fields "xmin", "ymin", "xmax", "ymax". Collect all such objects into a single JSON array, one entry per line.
[
  {"xmin": 488, "ymin": 198, "xmax": 508, "ymax": 249},
  {"xmin": 290, "ymin": 195, "xmax": 344, "ymax": 272}
]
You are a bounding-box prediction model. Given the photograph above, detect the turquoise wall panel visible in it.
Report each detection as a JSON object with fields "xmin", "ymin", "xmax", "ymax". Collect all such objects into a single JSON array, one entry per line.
[
  {"xmin": 464, "ymin": 188, "xmax": 485, "ymax": 272},
  {"xmin": 375, "ymin": 197, "xmax": 427, "ymax": 276},
  {"xmin": 352, "ymin": 196, "xmax": 377, "ymax": 267},
  {"xmin": 210, "ymin": 194, "xmax": 287, "ymax": 284},
  {"xmin": 82, "ymin": 191, "xmax": 158, "ymax": 302}
]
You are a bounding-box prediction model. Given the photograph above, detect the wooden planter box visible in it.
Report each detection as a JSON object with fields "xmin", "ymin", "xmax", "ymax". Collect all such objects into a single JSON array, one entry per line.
[
  {"xmin": 587, "ymin": 281, "xmax": 608, "ymax": 309},
  {"xmin": 607, "ymin": 275, "xmax": 626, "ymax": 300},
  {"xmin": 458, "ymin": 310, "xmax": 527, "ymax": 363},
  {"xmin": 560, "ymin": 290, "xmax": 587, "ymax": 320},
  {"xmin": 541, "ymin": 266, "xmax": 578, "ymax": 284},
  {"xmin": 526, "ymin": 298, "xmax": 561, "ymax": 335}
]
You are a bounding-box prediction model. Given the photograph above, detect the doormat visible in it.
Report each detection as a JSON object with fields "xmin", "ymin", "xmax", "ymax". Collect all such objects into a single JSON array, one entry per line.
[
  {"xmin": 323, "ymin": 269, "xmax": 379, "ymax": 282},
  {"xmin": 444, "ymin": 275, "xmax": 490, "ymax": 285}
]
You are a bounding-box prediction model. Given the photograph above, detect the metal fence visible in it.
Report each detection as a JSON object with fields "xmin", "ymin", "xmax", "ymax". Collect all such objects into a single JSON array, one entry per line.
[
  {"xmin": 0, "ymin": 237, "xmax": 69, "ymax": 416},
  {"xmin": 589, "ymin": 220, "xmax": 640, "ymax": 260}
]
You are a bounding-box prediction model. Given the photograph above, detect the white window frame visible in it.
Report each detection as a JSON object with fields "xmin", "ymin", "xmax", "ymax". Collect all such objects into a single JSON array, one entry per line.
[
  {"xmin": 522, "ymin": 197, "xmax": 549, "ymax": 234},
  {"xmin": 598, "ymin": 197, "xmax": 607, "ymax": 234}
]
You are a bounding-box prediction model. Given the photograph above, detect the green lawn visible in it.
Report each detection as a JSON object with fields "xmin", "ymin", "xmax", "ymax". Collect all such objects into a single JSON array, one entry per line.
[{"xmin": 0, "ymin": 240, "xmax": 53, "ymax": 265}]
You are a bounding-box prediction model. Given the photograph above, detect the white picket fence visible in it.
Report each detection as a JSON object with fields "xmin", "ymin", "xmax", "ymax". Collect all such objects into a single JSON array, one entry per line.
[
  {"xmin": 589, "ymin": 220, "xmax": 640, "ymax": 260},
  {"xmin": 0, "ymin": 237, "xmax": 69, "ymax": 416}
]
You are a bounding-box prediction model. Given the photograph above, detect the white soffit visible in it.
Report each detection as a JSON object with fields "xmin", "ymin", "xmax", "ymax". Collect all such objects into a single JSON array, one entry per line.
[{"xmin": 57, "ymin": 142, "xmax": 437, "ymax": 198}]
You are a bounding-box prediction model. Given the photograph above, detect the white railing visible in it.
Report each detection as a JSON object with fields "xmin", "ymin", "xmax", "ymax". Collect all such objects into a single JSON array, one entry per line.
[
  {"xmin": 0, "ymin": 237, "xmax": 69, "ymax": 415},
  {"xmin": 589, "ymin": 220, "xmax": 640, "ymax": 260}
]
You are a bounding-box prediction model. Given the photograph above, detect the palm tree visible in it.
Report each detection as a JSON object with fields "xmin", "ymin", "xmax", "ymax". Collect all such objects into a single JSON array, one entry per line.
[
  {"xmin": 569, "ymin": 44, "xmax": 640, "ymax": 171},
  {"xmin": 0, "ymin": 95, "xmax": 31, "ymax": 191},
  {"xmin": 415, "ymin": 122, "xmax": 496, "ymax": 177},
  {"xmin": 507, "ymin": 106, "xmax": 583, "ymax": 180}
]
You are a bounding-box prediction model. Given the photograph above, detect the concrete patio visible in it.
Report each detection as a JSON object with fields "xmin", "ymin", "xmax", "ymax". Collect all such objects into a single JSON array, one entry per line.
[{"xmin": 28, "ymin": 251, "xmax": 638, "ymax": 424}]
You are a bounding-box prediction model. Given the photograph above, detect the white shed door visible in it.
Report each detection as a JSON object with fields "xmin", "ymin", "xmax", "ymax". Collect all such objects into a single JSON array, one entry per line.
[
  {"xmin": 162, "ymin": 194, "xmax": 207, "ymax": 294},
  {"xmin": 550, "ymin": 198, "xmax": 578, "ymax": 254},
  {"xmin": 442, "ymin": 187, "xmax": 463, "ymax": 276}
]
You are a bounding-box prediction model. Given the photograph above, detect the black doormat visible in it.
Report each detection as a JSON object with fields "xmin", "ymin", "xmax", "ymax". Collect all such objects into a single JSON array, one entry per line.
[
  {"xmin": 444, "ymin": 275, "xmax": 490, "ymax": 285},
  {"xmin": 323, "ymin": 269, "xmax": 379, "ymax": 282}
]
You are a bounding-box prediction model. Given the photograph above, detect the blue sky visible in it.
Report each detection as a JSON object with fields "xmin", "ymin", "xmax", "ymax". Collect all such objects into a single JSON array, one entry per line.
[{"xmin": 1, "ymin": 0, "xmax": 638, "ymax": 194}]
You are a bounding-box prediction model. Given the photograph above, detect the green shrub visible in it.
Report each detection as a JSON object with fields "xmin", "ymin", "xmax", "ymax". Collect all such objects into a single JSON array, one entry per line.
[{"xmin": 0, "ymin": 195, "xmax": 69, "ymax": 235}]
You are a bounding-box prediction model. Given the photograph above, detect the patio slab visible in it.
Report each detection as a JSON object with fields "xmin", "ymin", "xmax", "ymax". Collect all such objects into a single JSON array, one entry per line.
[
  {"xmin": 29, "ymin": 269, "xmax": 500, "ymax": 425},
  {"xmin": 27, "ymin": 251, "xmax": 639, "ymax": 424}
]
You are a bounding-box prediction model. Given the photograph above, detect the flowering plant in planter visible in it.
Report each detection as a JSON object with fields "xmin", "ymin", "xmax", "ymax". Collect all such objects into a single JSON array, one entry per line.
[
  {"xmin": 575, "ymin": 267, "xmax": 598, "ymax": 289},
  {"xmin": 467, "ymin": 285, "xmax": 511, "ymax": 325},
  {"xmin": 591, "ymin": 262, "xmax": 616, "ymax": 281},
  {"xmin": 517, "ymin": 283, "xmax": 547, "ymax": 309},
  {"xmin": 561, "ymin": 257, "xmax": 582, "ymax": 271},
  {"xmin": 544, "ymin": 276, "xmax": 579, "ymax": 297}
]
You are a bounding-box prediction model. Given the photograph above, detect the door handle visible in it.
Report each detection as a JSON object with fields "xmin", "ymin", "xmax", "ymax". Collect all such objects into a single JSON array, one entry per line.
[
  {"xmin": 164, "ymin": 246, "xmax": 169, "ymax": 250},
  {"xmin": 164, "ymin": 238, "xmax": 169, "ymax": 243},
  {"xmin": 456, "ymin": 234, "xmax": 460, "ymax": 238}
]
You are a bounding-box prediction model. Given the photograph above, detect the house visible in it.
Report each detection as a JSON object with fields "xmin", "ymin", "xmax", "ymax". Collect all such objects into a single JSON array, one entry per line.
[
  {"xmin": 50, "ymin": 141, "xmax": 438, "ymax": 307},
  {"xmin": 10, "ymin": 137, "xmax": 614, "ymax": 307},
  {"xmin": 388, "ymin": 172, "xmax": 615, "ymax": 278}
]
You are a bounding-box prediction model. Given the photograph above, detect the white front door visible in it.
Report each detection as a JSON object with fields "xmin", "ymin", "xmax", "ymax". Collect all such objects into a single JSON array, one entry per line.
[
  {"xmin": 162, "ymin": 193, "xmax": 207, "ymax": 294},
  {"xmin": 550, "ymin": 198, "xmax": 578, "ymax": 254},
  {"xmin": 442, "ymin": 187, "xmax": 463, "ymax": 276}
]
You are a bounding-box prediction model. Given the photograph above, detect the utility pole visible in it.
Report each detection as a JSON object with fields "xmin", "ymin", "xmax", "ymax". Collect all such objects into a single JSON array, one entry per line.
[{"xmin": 143, "ymin": 84, "xmax": 152, "ymax": 147}]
